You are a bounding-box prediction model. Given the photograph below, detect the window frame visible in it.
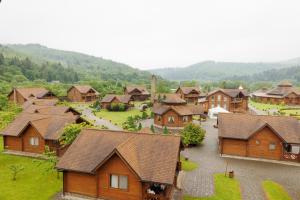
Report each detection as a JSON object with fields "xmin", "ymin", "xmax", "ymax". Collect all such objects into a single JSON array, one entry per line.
[
  {"xmin": 182, "ymin": 116, "xmax": 189, "ymax": 122},
  {"xmin": 109, "ymin": 174, "xmax": 129, "ymax": 191},
  {"xmin": 29, "ymin": 137, "xmax": 39, "ymax": 146},
  {"xmin": 269, "ymin": 143, "xmax": 276, "ymax": 150},
  {"xmin": 168, "ymin": 116, "xmax": 175, "ymax": 124}
]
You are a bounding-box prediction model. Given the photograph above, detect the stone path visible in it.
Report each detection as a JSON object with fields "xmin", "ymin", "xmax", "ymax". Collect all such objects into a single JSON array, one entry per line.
[
  {"xmin": 80, "ymin": 107, "xmax": 122, "ymax": 131},
  {"xmin": 181, "ymin": 119, "xmax": 300, "ymax": 200}
]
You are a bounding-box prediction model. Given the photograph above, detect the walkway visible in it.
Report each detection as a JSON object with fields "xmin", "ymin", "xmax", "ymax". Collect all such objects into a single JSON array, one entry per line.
[
  {"xmin": 81, "ymin": 107, "xmax": 122, "ymax": 131},
  {"xmin": 181, "ymin": 119, "xmax": 300, "ymax": 200}
]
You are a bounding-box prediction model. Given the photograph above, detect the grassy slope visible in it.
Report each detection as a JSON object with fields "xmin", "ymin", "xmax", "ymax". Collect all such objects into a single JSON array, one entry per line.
[
  {"xmin": 184, "ymin": 174, "xmax": 242, "ymax": 200},
  {"xmin": 180, "ymin": 157, "xmax": 198, "ymax": 171},
  {"xmin": 262, "ymin": 180, "xmax": 292, "ymax": 200},
  {"xmin": 0, "ymin": 137, "xmax": 62, "ymax": 200},
  {"xmin": 249, "ymin": 100, "xmax": 286, "ymax": 111}
]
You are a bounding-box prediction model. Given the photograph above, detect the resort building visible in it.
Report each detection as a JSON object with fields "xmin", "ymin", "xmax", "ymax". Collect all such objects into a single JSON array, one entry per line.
[
  {"xmin": 124, "ymin": 86, "xmax": 150, "ymax": 101},
  {"xmin": 67, "ymin": 85, "xmax": 99, "ymax": 102},
  {"xmin": 218, "ymin": 113, "xmax": 300, "ymax": 162},
  {"xmin": 56, "ymin": 129, "xmax": 182, "ymax": 200}
]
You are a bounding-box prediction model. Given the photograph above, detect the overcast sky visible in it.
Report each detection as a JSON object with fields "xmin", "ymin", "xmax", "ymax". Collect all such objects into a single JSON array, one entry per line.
[{"xmin": 0, "ymin": 0, "xmax": 300, "ymax": 69}]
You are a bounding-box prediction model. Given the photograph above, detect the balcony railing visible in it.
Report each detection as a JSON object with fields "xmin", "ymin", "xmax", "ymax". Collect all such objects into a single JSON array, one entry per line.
[{"xmin": 283, "ymin": 152, "xmax": 299, "ymax": 162}]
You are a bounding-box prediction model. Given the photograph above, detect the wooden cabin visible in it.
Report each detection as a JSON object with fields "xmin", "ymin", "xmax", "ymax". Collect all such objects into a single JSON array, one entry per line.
[
  {"xmin": 218, "ymin": 113, "xmax": 300, "ymax": 162},
  {"xmin": 8, "ymin": 87, "xmax": 57, "ymax": 105},
  {"xmin": 124, "ymin": 86, "xmax": 150, "ymax": 101},
  {"xmin": 200, "ymin": 88, "xmax": 249, "ymax": 113},
  {"xmin": 153, "ymin": 94, "xmax": 204, "ymax": 132},
  {"xmin": 67, "ymin": 85, "xmax": 99, "ymax": 102},
  {"xmin": 23, "ymin": 104, "xmax": 80, "ymax": 116},
  {"xmin": 56, "ymin": 129, "xmax": 182, "ymax": 200},
  {"xmin": 251, "ymin": 81, "xmax": 300, "ymax": 105},
  {"xmin": 101, "ymin": 94, "xmax": 133, "ymax": 110},
  {"xmin": 175, "ymin": 86, "xmax": 200, "ymax": 104},
  {"xmin": 0, "ymin": 113, "xmax": 85, "ymax": 157}
]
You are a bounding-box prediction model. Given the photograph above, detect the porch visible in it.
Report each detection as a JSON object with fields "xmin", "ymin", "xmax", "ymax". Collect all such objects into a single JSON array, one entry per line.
[
  {"xmin": 142, "ymin": 182, "xmax": 174, "ymax": 200},
  {"xmin": 282, "ymin": 143, "xmax": 300, "ymax": 162}
]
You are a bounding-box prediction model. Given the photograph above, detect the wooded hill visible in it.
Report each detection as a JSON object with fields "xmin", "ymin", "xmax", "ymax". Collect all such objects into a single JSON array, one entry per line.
[
  {"xmin": 150, "ymin": 60, "xmax": 300, "ymax": 81},
  {"xmin": 1, "ymin": 44, "xmax": 152, "ymax": 84}
]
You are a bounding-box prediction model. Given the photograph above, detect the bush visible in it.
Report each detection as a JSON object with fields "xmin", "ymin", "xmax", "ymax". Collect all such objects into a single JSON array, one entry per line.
[
  {"xmin": 181, "ymin": 123, "xmax": 206, "ymax": 146},
  {"xmin": 59, "ymin": 123, "xmax": 89, "ymax": 146},
  {"xmin": 107, "ymin": 103, "xmax": 127, "ymax": 111},
  {"xmin": 163, "ymin": 126, "xmax": 169, "ymax": 134},
  {"xmin": 141, "ymin": 111, "xmax": 148, "ymax": 119}
]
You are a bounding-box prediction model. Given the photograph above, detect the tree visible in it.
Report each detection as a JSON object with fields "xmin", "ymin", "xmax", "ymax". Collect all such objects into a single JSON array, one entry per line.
[
  {"xmin": 150, "ymin": 124, "xmax": 155, "ymax": 133},
  {"xmin": 141, "ymin": 111, "xmax": 148, "ymax": 119},
  {"xmin": 163, "ymin": 126, "xmax": 169, "ymax": 134},
  {"xmin": 138, "ymin": 122, "xmax": 142, "ymax": 130},
  {"xmin": 9, "ymin": 164, "xmax": 24, "ymax": 181},
  {"xmin": 181, "ymin": 123, "xmax": 205, "ymax": 146},
  {"xmin": 59, "ymin": 123, "xmax": 89, "ymax": 146}
]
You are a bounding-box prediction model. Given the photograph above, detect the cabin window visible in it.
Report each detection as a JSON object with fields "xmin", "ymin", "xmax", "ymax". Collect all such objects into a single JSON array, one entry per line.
[
  {"xmin": 157, "ymin": 115, "xmax": 162, "ymax": 122},
  {"xmin": 183, "ymin": 116, "xmax": 189, "ymax": 122},
  {"xmin": 255, "ymin": 140, "xmax": 260, "ymax": 145},
  {"xmin": 29, "ymin": 137, "xmax": 39, "ymax": 146},
  {"xmin": 110, "ymin": 174, "xmax": 128, "ymax": 190},
  {"xmin": 217, "ymin": 95, "xmax": 221, "ymax": 101},
  {"xmin": 168, "ymin": 116, "xmax": 175, "ymax": 124},
  {"xmin": 269, "ymin": 143, "xmax": 276, "ymax": 150}
]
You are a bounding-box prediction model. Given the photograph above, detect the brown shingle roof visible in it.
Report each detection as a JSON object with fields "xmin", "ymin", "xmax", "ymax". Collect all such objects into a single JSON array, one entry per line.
[
  {"xmin": 218, "ymin": 113, "xmax": 300, "ymax": 144},
  {"xmin": 153, "ymin": 103, "xmax": 204, "ymax": 116},
  {"xmin": 252, "ymin": 82, "xmax": 300, "ymax": 98},
  {"xmin": 56, "ymin": 129, "xmax": 181, "ymax": 185},
  {"xmin": 0, "ymin": 113, "xmax": 80, "ymax": 140},
  {"xmin": 24, "ymin": 105, "xmax": 79, "ymax": 116},
  {"xmin": 101, "ymin": 94, "xmax": 132, "ymax": 104},
  {"xmin": 69, "ymin": 85, "xmax": 99, "ymax": 95},
  {"xmin": 155, "ymin": 93, "xmax": 186, "ymax": 104},
  {"xmin": 177, "ymin": 87, "xmax": 200, "ymax": 95},
  {"xmin": 8, "ymin": 88, "xmax": 54, "ymax": 100},
  {"xmin": 125, "ymin": 86, "xmax": 150, "ymax": 95},
  {"xmin": 208, "ymin": 89, "xmax": 249, "ymax": 98}
]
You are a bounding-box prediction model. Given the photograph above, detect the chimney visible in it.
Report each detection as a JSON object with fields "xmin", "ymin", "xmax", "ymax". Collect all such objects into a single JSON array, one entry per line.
[{"xmin": 151, "ymin": 75, "xmax": 157, "ymax": 103}]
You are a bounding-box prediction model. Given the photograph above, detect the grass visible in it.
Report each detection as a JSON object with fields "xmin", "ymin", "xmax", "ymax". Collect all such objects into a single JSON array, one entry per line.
[
  {"xmin": 184, "ymin": 174, "xmax": 242, "ymax": 200},
  {"xmin": 249, "ymin": 100, "xmax": 286, "ymax": 112},
  {"xmin": 0, "ymin": 136, "xmax": 62, "ymax": 200},
  {"xmin": 180, "ymin": 157, "xmax": 199, "ymax": 171},
  {"xmin": 95, "ymin": 105, "xmax": 151, "ymax": 126},
  {"xmin": 262, "ymin": 180, "xmax": 292, "ymax": 200}
]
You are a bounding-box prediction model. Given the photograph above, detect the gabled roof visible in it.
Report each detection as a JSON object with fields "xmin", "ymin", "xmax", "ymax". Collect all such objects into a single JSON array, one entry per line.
[
  {"xmin": 207, "ymin": 89, "xmax": 249, "ymax": 98},
  {"xmin": 24, "ymin": 105, "xmax": 80, "ymax": 116},
  {"xmin": 252, "ymin": 81, "xmax": 300, "ymax": 98},
  {"xmin": 22, "ymin": 99, "xmax": 59, "ymax": 110},
  {"xmin": 8, "ymin": 87, "xmax": 55, "ymax": 100},
  {"xmin": 176, "ymin": 87, "xmax": 200, "ymax": 95},
  {"xmin": 0, "ymin": 113, "xmax": 81, "ymax": 140},
  {"xmin": 56, "ymin": 129, "xmax": 181, "ymax": 185},
  {"xmin": 218, "ymin": 113, "xmax": 300, "ymax": 144},
  {"xmin": 68, "ymin": 85, "xmax": 99, "ymax": 95},
  {"xmin": 125, "ymin": 86, "xmax": 150, "ymax": 95},
  {"xmin": 101, "ymin": 94, "xmax": 132, "ymax": 104},
  {"xmin": 154, "ymin": 93, "xmax": 186, "ymax": 104},
  {"xmin": 153, "ymin": 103, "xmax": 204, "ymax": 116}
]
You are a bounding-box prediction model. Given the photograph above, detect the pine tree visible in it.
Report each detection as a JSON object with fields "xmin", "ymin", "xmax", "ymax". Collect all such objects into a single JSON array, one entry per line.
[
  {"xmin": 150, "ymin": 124, "xmax": 155, "ymax": 133},
  {"xmin": 163, "ymin": 126, "xmax": 169, "ymax": 134}
]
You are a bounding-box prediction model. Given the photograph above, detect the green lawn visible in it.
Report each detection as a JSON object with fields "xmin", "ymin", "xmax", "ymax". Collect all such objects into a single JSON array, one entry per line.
[
  {"xmin": 180, "ymin": 157, "xmax": 199, "ymax": 171},
  {"xmin": 249, "ymin": 100, "xmax": 286, "ymax": 111},
  {"xmin": 0, "ymin": 136, "xmax": 62, "ymax": 200},
  {"xmin": 184, "ymin": 174, "xmax": 242, "ymax": 200},
  {"xmin": 262, "ymin": 180, "xmax": 292, "ymax": 200},
  {"xmin": 95, "ymin": 107, "xmax": 151, "ymax": 126}
]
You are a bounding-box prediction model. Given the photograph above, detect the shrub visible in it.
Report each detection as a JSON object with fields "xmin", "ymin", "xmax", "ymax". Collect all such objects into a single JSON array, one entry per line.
[
  {"xmin": 163, "ymin": 126, "xmax": 169, "ymax": 135},
  {"xmin": 141, "ymin": 111, "xmax": 148, "ymax": 119},
  {"xmin": 181, "ymin": 123, "xmax": 206, "ymax": 146},
  {"xmin": 9, "ymin": 164, "xmax": 24, "ymax": 181},
  {"xmin": 107, "ymin": 103, "xmax": 127, "ymax": 111},
  {"xmin": 150, "ymin": 124, "xmax": 155, "ymax": 133}
]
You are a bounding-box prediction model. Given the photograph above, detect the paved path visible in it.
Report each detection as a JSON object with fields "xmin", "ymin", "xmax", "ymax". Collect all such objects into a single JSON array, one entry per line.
[
  {"xmin": 81, "ymin": 107, "xmax": 122, "ymax": 131},
  {"xmin": 181, "ymin": 119, "xmax": 300, "ymax": 200}
]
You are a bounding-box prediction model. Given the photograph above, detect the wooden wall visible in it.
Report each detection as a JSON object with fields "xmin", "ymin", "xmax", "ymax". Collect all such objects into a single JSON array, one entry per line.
[
  {"xmin": 22, "ymin": 125, "xmax": 45, "ymax": 154},
  {"xmin": 220, "ymin": 126, "xmax": 284, "ymax": 160},
  {"xmin": 8, "ymin": 90, "xmax": 26, "ymax": 104},
  {"xmin": 154, "ymin": 110, "xmax": 192, "ymax": 128},
  {"xmin": 3, "ymin": 136, "xmax": 22, "ymax": 151},
  {"xmin": 67, "ymin": 87, "xmax": 83, "ymax": 102}
]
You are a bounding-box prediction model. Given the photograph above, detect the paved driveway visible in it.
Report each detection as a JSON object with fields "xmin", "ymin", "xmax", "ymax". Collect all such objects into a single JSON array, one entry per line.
[{"xmin": 181, "ymin": 119, "xmax": 300, "ymax": 200}]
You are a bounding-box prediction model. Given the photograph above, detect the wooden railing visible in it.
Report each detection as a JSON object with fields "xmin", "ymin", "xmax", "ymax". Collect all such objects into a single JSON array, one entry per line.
[
  {"xmin": 144, "ymin": 193, "xmax": 168, "ymax": 200},
  {"xmin": 283, "ymin": 152, "xmax": 300, "ymax": 162}
]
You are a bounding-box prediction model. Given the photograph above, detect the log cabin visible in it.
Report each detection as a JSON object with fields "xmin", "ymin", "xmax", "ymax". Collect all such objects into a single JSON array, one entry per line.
[
  {"xmin": 67, "ymin": 85, "xmax": 99, "ymax": 102},
  {"xmin": 199, "ymin": 88, "xmax": 249, "ymax": 113},
  {"xmin": 0, "ymin": 112, "xmax": 86, "ymax": 157},
  {"xmin": 124, "ymin": 86, "xmax": 150, "ymax": 101},
  {"xmin": 218, "ymin": 113, "xmax": 300, "ymax": 162},
  {"xmin": 101, "ymin": 94, "xmax": 133, "ymax": 110},
  {"xmin": 23, "ymin": 104, "xmax": 80, "ymax": 116},
  {"xmin": 56, "ymin": 129, "xmax": 182, "ymax": 200},
  {"xmin": 175, "ymin": 86, "xmax": 200, "ymax": 104},
  {"xmin": 8, "ymin": 87, "xmax": 57, "ymax": 105},
  {"xmin": 153, "ymin": 94, "xmax": 205, "ymax": 132},
  {"xmin": 251, "ymin": 81, "xmax": 300, "ymax": 105}
]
